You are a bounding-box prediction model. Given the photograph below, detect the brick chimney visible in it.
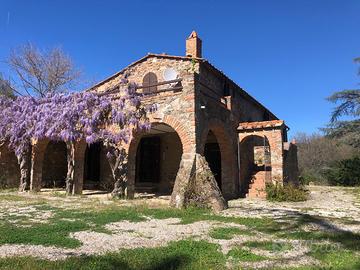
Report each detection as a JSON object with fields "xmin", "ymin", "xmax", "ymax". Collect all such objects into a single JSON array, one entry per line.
[{"xmin": 186, "ymin": 31, "xmax": 202, "ymax": 58}]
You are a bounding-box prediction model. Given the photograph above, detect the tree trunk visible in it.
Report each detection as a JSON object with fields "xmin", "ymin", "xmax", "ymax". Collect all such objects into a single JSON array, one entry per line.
[
  {"xmin": 66, "ymin": 141, "xmax": 75, "ymax": 195},
  {"xmin": 106, "ymin": 147, "xmax": 128, "ymax": 199},
  {"xmin": 16, "ymin": 146, "xmax": 31, "ymax": 193}
]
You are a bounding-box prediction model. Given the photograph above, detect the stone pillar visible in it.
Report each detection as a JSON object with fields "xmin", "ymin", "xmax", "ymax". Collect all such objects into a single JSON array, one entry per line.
[
  {"xmin": 73, "ymin": 140, "xmax": 87, "ymax": 195},
  {"xmin": 268, "ymin": 130, "xmax": 284, "ymax": 184},
  {"xmin": 30, "ymin": 139, "xmax": 49, "ymax": 192}
]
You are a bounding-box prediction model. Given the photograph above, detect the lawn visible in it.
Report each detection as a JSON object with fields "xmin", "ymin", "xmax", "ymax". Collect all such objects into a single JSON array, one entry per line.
[{"xmin": 0, "ymin": 189, "xmax": 359, "ymax": 270}]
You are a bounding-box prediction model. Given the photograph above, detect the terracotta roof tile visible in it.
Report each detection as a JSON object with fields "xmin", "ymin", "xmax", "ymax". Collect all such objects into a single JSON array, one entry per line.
[{"xmin": 238, "ymin": 120, "xmax": 286, "ymax": 131}]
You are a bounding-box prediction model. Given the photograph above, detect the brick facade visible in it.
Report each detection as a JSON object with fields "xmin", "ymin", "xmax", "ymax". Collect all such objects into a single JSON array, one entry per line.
[{"xmin": 0, "ymin": 32, "xmax": 298, "ymax": 202}]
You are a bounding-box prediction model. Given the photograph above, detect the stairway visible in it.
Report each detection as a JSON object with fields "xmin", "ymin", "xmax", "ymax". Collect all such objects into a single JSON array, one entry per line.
[{"xmin": 246, "ymin": 171, "xmax": 266, "ymax": 198}]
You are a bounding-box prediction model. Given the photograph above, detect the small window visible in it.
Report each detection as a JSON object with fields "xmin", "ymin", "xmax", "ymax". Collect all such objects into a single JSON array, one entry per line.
[{"xmin": 143, "ymin": 72, "xmax": 158, "ymax": 94}]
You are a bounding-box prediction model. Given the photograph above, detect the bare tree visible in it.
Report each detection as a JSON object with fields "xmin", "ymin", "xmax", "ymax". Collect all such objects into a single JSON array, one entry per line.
[
  {"xmin": 7, "ymin": 43, "xmax": 81, "ymax": 97},
  {"xmin": 294, "ymin": 132, "xmax": 357, "ymax": 184}
]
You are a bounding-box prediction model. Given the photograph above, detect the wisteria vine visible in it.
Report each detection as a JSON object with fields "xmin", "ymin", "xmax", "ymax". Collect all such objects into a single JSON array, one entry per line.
[{"xmin": 0, "ymin": 77, "xmax": 156, "ymax": 194}]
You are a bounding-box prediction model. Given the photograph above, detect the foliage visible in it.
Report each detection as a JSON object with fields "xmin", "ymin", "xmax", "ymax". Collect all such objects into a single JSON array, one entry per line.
[
  {"xmin": 6, "ymin": 43, "xmax": 81, "ymax": 97},
  {"xmin": 323, "ymin": 119, "xmax": 360, "ymax": 148},
  {"xmin": 265, "ymin": 183, "xmax": 308, "ymax": 202},
  {"xmin": 323, "ymin": 157, "xmax": 360, "ymax": 186},
  {"xmin": 0, "ymin": 75, "xmax": 155, "ymax": 193},
  {"xmin": 0, "ymin": 240, "xmax": 226, "ymax": 270},
  {"xmin": 325, "ymin": 58, "xmax": 360, "ymax": 148},
  {"xmin": 208, "ymin": 227, "xmax": 251, "ymax": 239},
  {"xmin": 328, "ymin": 89, "xmax": 360, "ymax": 122},
  {"xmin": 294, "ymin": 132, "xmax": 357, "ymax": 185},
  {"xmin": 1, "ymin": 191, "xmax": 360, "ymax": 269},
  {"xmin": 227, "ymin": 247, "xmax": 267, "ymax": 262}
]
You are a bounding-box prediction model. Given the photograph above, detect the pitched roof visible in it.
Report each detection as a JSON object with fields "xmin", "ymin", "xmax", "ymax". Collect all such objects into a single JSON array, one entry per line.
[
  {"xmin": 238, "ymin": 120, "xmax": 287, "ymax": 131},
  {"xmin": 87, "ymin": 53, "xmax": 278, "ymax": 119}
]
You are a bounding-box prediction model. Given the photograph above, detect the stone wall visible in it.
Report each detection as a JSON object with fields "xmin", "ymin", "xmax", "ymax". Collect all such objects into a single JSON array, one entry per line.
[
  {"xmin": 194, "ymin": 62, "xmax": 279, "ymax": 199},
  {"xmin": 283, "ymin": 142, "xmax": 299, "ymax": 185},
  {"xmin": 42, "ymin": 141, "xmax": 67, "ymax": 188},
  {"xmin": 22, "ymin": 53, "xmax": 297, "ymax": 203},
  {"xmin": 0, "ymin": 144, "xmax": 20, "ymax": 188},
  {"xmin": 92, "ymin": 55, "xmax": 197, "ymax": 199}
]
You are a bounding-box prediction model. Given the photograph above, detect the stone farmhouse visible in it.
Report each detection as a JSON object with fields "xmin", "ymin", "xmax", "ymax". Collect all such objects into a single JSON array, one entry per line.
[{"xmin": 0, "ymin": 31, "xmax": 298, "ymax": 201}]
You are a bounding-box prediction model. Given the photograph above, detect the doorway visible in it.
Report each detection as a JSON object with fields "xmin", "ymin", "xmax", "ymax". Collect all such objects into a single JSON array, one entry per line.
[
  {"xmin": 204, "ymin": 131, "xmax": 222, "ymax": 190},
  {"xmin": 84, "ymin": 142, "xmax": 101, "ymax": 189},
  {"xmin": 136, "ymin": 136, "xmax": 161, "ymax": 183}
]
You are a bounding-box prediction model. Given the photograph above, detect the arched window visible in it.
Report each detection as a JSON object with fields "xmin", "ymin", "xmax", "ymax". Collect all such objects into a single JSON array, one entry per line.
[{"xmin": 143, "ymin": 72, "xmax": 158, "ymax": 94}]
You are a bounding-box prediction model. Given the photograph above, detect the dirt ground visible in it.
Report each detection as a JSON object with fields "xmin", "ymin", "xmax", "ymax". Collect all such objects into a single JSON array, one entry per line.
[{"xmin": 0, "ymin": 185, "xmax": 359, "ymax": 269}]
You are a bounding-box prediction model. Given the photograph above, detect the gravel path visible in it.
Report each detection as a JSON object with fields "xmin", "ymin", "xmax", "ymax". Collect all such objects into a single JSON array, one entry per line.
[{"xmin": 0, "ymin": 185, "xmax": 358, "ymax": 269}]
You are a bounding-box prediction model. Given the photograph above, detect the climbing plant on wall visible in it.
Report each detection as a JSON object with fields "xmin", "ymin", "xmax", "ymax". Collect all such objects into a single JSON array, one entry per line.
[{"xmin": 0, "ymin": 76, "xmax": 156, "ymax": 195}]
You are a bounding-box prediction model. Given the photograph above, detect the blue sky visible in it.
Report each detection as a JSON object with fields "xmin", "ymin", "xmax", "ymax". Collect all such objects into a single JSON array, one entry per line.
[{"xmin": 0, "ymin": 0, "xmax": 359, "ymax": 137}]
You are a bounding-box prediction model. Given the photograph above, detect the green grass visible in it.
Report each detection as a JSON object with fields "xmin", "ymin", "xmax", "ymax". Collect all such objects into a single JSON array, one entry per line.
[
  {"xmin": 0, "ymin": 240, "xmax": 226, "ymax": 270},
  {"xmin": 308, "ymin": 245, "xmax": 360, "ymax": 270},
  {"xmin": 279, "ymin": 229, "xmax": 360, "ymax": 252},
  {"xmin": 0, "ymin": 188, "xmax": 18, "ymax": 193},
  {"xmin": 1, "ymin": 191, "xmax": 360, "ymax": 269},
  {"xmin": 0, "ymin": 194, "xmax": 28, "ymax": 201},
  {"xmin": 227, "ymin": 247, "xmax": 268, "ymax": 262},
  {"xmin": 209, "ymin": 227, "xmax": 251, "ymax": 239},
  {"xmin": 0, "ymin": 203, "xmax": 276, "ymax": 248}
]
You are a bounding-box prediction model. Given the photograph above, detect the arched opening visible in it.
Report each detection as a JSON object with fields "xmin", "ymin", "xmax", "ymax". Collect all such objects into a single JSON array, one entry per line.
[
  {"xmin": 0, "ymin": 145, "xmax": 21, "ymax": 188},
  {"xmin": 42, "ymin": 141, "xmax": 67, "ymax": 188},
  {"xmin": 84, "ymin": 142, "xmax": 112, "ymax": 190},
  {"xmin": 240, "ymin": 135, "xmax": 271, "ymax": 196},
  {"xmin": 204, "ymin": 131, "xmax": 222, "ymax": 189},
  {"xmin": 135, "ymin": 123, "xmax": 182, "ymax": 195}
]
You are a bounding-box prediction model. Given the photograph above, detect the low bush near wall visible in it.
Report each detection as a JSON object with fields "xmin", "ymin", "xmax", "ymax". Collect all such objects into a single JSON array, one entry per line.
[{"xmin": 265, "ymin": 183, "xmax": 308, "ymax": 202}]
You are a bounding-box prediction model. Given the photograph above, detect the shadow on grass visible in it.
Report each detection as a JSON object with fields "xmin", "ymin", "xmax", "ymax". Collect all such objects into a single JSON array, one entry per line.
[
  {"xmin": 229, "ymin": 205, "xmax": 360, "ymax": 252},
  {"xmin": 0, "ymin": 240, "xmax": 222, "ymax": 270}
]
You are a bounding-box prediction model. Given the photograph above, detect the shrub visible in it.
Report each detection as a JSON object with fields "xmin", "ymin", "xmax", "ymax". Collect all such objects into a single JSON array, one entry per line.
[
  {"xmin": 323, "ymin": 157, "xmax": 360, "ymax": 186},
  {"xmin": 298, "ymin": 172, "xmax": 328, "ymax": 186},
  {"xmin": 294, "ymin": 133, "xmax": 357, "ymax": 186},
  {"xmin": 265, "ymin": 183, "xmax": 308, "ymax": 202}
]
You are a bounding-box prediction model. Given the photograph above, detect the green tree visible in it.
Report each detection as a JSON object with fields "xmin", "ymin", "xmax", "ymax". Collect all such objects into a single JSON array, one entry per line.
[{"xmin": 325, "ymin": 58, "xmax": 360, "ymax": 147}]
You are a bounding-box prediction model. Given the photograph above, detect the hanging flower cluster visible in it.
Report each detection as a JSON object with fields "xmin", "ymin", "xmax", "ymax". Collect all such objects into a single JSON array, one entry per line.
[
  {"xmin": 1, "ymin": 79, "xmax": 155, "ymax": 150},
  {"xmin": 0, "ymin": 77, "xmax": 157, "ymax": 193}
]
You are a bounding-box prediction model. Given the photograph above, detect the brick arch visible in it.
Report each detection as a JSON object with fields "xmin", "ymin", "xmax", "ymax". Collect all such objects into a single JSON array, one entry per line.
[
  {"xmin": 239, "ymin": 134, "xmax": 272, "ymax": 196},
  {"xmin": 199, "ymin": 119, "xmax": 237, "ymax": 198},
  {"xmin": 30, "ymin": 139, "xmax": 87, "ymax": 194},
  {"xmin": 126, "ymin": 116, "xmax": 193, "ymax": 198}
]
